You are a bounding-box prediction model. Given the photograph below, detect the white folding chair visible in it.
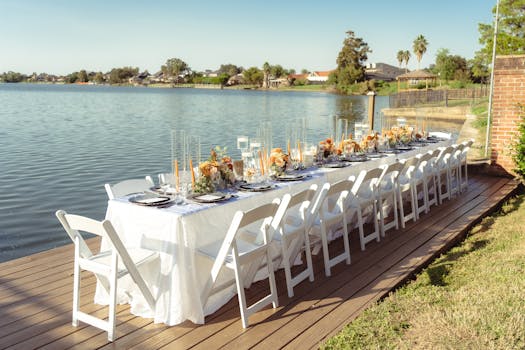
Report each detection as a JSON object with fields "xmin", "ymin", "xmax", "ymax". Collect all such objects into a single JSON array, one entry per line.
[
  {"xmin": 412, "ymin": 152, "xmax": 434, "ymax": 219},
  {"xmin": 434, "ymin": 146, "xmax": 455, "ymax": 204},
  {"xmin": 397, "ymin": 156, "xmax": 419, "ymax": 228},
  {"xmin": 275, "ymin": 184, "xmax": 319, "ymax": 298},
  {"xmin": 449, "ymin": 143, "xmax": 464, "ymax": 197},
  {"xmin": 55, "ymin": 210, "xmax": 158, "ymax": 341},
  {"xmin": 377, "ymin": 162, "xmax": 403, "ymax": 236},
  {"xmin": 425, "ymin": 148, "xmax": 441, "ymax": 210},
  {"xmin": 459, "ymin": 139, "xmax": 473, "ymax": 192},
  {"xmin": 104, "ymin": 176, "xmax": 154, "ymax": 200},
  {"xmin": 197, "ymin": 197, "xmax": 288, "ymax": 328},
  {"xmin": 351, "ymin": 168, "xmax": 383, "ymax": 250},
  {"xmin": 310, "ymin": 179, "xmax": 354, "ymax": 277}
]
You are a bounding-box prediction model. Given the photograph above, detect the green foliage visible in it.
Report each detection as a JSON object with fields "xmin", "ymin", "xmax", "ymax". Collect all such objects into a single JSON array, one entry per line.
[
  {"xmin": 65, "ymin": 72, "xmax": 78, "ymax": 84},
  {"xmin": 191, "ymin": 73, "xmax": 229, "ymax": 85},
  {"xmin": 332, "ymin": 30, "xmax": 370, "ymax": 93},
  {"xmin": 478, "ymin": 0, "xmax": 525, "ymax": 57},
  {"xmin": 161, "ymin": 57, "xmax": 189, "ymax": 80},
  {"xmin": 109, "ymin": 66, "xmax": 139, "ymax": 84},
  {"xmin": 217, "ymin": 64, "xmax": 241, "ymax": 77},
  {"xmin": 513, "ymin": 104, "xmax": 525, "ymax": 181},
  {"xmin": 1, "ymin": 71, "xmax": 26, "ymax": 82},
  {"xmin": 413, "ymin": 34, "xmax": 428, "ymax": 69},
  {"xmin": 469, "ymin": 52, "xmax": 490, "ymax": 83},
  {"xmin": 396, "ymin": 50, "xmax": 404, "ymax": 67},
  {"xmin": 93, "ymin": 72, "xmax": 105, "ymax": 84},
  {"xmin": 77, "ymin": 70, "xmax": 88, "ymax": 83},
  {"xmin": 433, "ymin": 48, "xmax": 469, "ymax": 82},
  {"xmin": 243, "ymin": 66, "xmax": 263, "ymax": 86}
]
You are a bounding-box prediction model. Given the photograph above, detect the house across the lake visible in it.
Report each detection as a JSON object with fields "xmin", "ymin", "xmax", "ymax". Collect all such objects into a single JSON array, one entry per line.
[{"xmin": 365, "ymin": 62, "xmax": 406, "ymax": 81}]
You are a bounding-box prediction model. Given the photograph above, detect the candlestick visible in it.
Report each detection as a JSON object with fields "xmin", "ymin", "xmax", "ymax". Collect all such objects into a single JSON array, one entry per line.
[
  {"xmin": 258, "ymin": 150, "xmax": 265, "ymax": 175},
  {"xmin": 174, "ymin": 160, "xmax": 180, "ymax": 190},
  {"xmin": 189, "ymin": 159, "xmax": 195, "ymax": 189}
]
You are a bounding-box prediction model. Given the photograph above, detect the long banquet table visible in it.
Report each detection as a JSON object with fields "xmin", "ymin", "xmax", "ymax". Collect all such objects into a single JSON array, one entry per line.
[{"xmin": 96, "ymin": 140, "xmax": 451, "ymax": 326}]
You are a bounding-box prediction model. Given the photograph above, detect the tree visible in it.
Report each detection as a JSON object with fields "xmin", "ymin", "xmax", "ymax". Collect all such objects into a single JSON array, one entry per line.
[
  {"xmin": 301, "ymin": 68, "xmax": 309, "ymax": 74},
  {"xmin": 1, "ymin": 71, "xmax": 25, "ymax": 83},
  {"xmin": 412, "ymin": 34, "xmax": 428, "ymax": 69},
  {"xmin": 217, "ymin": 64, "xmax": 241, "ymax": 77},
  {"xmin": 93, "ymin": 72, "xmax": 105, "ymax": 84},
  {"xmin": 77, "ymin": 70, "xmax": 88, "ymax": 83},
  {"xmin": 469, "ymin": 52, "xmax": 490, "ymax": 83},
  {"xmin": 433, "ymin": 48, "xmax": 469, "ymax": 82},
  {"xmin": 478, "ymin": 0, "xmax": 525, "ymax": 57},
  {"xmin": 402, "ymin": 50, "xmax": 411, "ymax": 72},
  {"xmin": 396, "ymin": 50, "xmax": 404, "ymax": 67},
  {"xmin": 332, "ymin": 30, "xmax": 371, "ymax": 93},
  {"xmin": 161, "ymin": 58, "xmax": 189, "ymax": 82},
  {"xmin": 109, "ymin": 67, "xmax": 138, "ymax": 84},
  {"xmin": 243, "ymin": 67, "xmax": 263, "ymax": 86},
  {"xmin": 262, "ymin": 62, "xmax": 271, "ymax": 88},
  {"xmin": 66, "ymin": 72, "xmax": 78, "ymax": 84}
]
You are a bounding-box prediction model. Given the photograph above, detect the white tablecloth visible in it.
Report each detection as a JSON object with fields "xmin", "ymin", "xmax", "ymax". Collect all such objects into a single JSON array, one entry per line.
[{"xmin": 96, "ymin": 141, "xmax": 450, "ymax": 325}]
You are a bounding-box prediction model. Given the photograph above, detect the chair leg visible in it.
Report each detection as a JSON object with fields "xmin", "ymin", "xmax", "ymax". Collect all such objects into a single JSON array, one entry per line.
[
  {"xmin": 320, "ymin": 222, "xmax": 332, "ymax": 277},
  {"xmin": 265, "ymin": 246, "xmax": 279, "ymax": 309},
  {"xmin": 282, "ymin": 242, "xmax": 295, "ymax": 298},
  {"xmin": 342, "ymin": 217, "xmax": 351, "ymax": 265},
  {"xmin": 303, "ymin": 232, "xmax": 315, "ymax": 283},
  {"xmin": 397, "ymin": 189, "xmax": 406, "ymax": 229},
  {"xmin": 108, "ymin": 257, "xmax": 118, "ymax": 341},
  {"xmin": 373, "ymin": 202, "xmax": 380, "ymax": 242},
  {"xmin": 357, "ymin": 207, "xmax": 366, "ymax": 251},
  {"xmin": 72, "ymin": 256, "xmax": 81, "ymax": 327},
  {"xmin": 233, "ymin": 262, "xmax": 250, "ymax": 328}
]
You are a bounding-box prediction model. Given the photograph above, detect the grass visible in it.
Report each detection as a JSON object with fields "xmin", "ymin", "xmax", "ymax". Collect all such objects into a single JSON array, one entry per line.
[{"xmin": 322, "ymin": 193, "xmax": 525, "ymax": 350}]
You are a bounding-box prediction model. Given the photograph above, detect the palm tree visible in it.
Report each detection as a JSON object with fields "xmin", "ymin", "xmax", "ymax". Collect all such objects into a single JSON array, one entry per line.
[
  {"xmin": 396, "ymin": 50, "xmax": 404, "ymax": 68},
  {"xmin": 402, "ymin": 50, "xmax": 411, "ymax": 73},
  {"xmin": 412, "ymin": 34, "xmax": 428, "ymax": 70},
  {"xmin": 262, "ymin": 62, "xmax": 271, "ymax": 89}
]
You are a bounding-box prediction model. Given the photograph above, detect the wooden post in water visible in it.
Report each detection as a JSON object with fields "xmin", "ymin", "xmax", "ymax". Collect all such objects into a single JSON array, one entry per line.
[{"xmin": 367, "ymin": 91, "xmax": 376, "ymax": 132}]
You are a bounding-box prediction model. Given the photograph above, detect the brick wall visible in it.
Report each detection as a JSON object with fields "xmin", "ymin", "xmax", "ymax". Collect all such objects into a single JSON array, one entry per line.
[{"xmin": 490, "ymin": 55, "xmax": 525, "ymax": 174}]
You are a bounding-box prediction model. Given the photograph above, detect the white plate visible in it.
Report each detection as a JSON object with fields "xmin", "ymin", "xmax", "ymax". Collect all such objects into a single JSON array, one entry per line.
[
  {"xmin": 239, "ymin": 183, "xmax": 273, "ymax": 192},
  {"xmin": 189, "ymin": 192, "xmax": 232, "ymax": 203},
  {"xmin": 273, "ymin": 173, "xmax": 308, "ymax": 181},
  {"xmin": 129, "ymin": 193, "xmax": 171, "ymax": 206},
  {"xmin": 321, "ymin": 162, "xmax": 350, "ymax": 168}
]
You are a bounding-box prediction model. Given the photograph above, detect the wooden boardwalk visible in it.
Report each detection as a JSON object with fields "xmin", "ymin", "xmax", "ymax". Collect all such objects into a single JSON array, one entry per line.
[{"xmin": 0, "ymin": 173, "xmax": 520, "ymax": 350}]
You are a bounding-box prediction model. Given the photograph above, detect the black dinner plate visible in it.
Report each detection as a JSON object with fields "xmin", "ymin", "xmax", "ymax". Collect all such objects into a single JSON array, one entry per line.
[
  {"xmin": 129, "ymin": 193, "xmax": 171, "ymax": 206},
  {"xmin": 273, "ymin": 173, "xmax": 309, "ymax": 181},
  {"xmin": 238, "ymin": 183, "xmax": 274, "ymax": 192},
  {"xmin": 188, "ymin": 192, "xmax": 232, "ymax": 203},
  {"xmin": 321, "ymin": 162, "xmax": 350, "ymax": 168}
]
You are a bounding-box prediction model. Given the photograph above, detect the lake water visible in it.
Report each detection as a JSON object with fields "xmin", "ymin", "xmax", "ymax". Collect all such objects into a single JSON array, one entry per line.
[{"xmin": 0, "ymin": 83, "xmax": 390, "ymax": 262}]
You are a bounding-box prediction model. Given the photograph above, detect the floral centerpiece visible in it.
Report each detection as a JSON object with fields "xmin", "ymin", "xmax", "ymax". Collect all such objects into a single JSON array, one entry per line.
[
  {"xmin": 359, "ymin": 132, "xmax": 380, "ymax": 153},
  {"xmin": 269, "ymin": 148, "xmax": 290, "ymax": 176},
  {"xmin": 340, "ymin": 138, "xmax": 361, "ymax": 155},
  {"xmin": 318, "ymin": 138, "xmax": 337, "ymax": 158},
  {"xmin": 194, "ymin": 146, "xmax": 236, "ymax": 193}
]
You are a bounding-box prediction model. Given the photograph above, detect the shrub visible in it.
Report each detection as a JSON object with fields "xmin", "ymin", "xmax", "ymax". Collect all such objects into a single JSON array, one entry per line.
[{"xmin": 513, "ymin": 104, "xmax": 525, "ymax": 181}]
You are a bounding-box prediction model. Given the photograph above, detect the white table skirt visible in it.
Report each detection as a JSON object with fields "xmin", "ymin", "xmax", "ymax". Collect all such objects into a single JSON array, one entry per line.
[{"xmin": 95, "ymin": 140, "xmax": 451, "ymax": 325}]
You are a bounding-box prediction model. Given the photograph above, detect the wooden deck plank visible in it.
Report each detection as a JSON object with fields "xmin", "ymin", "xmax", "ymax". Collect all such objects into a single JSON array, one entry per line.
[
  {"xmin": 226, "ymin": 178, "xmax": 504, "ymax": 350},
  {"xmin": 0, "ymin": 174, "xmax": 519, "ymax": 350},
  {"xmin": 284, "ymin": 181, "xmax": 516, "ymax": 349},
  {"xmin": 190, "ymin": 176, "xmax": 503, "ymax": 349}
]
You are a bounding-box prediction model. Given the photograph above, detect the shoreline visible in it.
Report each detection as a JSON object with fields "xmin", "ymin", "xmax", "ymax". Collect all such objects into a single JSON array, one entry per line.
[{"xmin": 0, "ymin": 81, "xmax": 338, "ymax": 94}]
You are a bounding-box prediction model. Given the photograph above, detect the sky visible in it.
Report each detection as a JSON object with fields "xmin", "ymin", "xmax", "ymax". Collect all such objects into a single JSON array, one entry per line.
[{"xmin": 0, "ymin": 0, "xmax": 497, "ymax": 76}]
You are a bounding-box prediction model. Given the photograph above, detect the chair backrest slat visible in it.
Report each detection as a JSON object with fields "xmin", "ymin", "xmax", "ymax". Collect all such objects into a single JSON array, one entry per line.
[{"xmin": 105, "ymin": 177, "xmax": 154, "ymax": 199}]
